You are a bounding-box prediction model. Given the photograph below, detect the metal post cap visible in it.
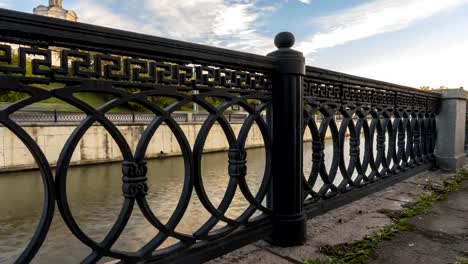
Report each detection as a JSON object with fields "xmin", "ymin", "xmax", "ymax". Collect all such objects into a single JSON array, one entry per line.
[{"xmin": 274, "ymin": 32, "xmax": 295, "ymax": 49}]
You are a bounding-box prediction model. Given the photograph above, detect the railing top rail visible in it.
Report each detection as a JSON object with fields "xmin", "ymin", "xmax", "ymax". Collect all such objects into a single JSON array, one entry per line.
[
  {"xmin": 0, "ymin": 8, "xmax": 276, "ymax": 72},
  {"xmin": 306, "ymin": 65, "xmax": 441, "ymax": 98}
]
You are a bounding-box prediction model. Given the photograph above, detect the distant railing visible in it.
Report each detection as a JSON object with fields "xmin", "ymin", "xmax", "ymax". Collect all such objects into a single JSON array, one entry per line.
[
  {"xmin": 8, "ymin": 110, "xmax": 251, "ymax": 124},
  {"xmin": 0, "ymin": 8, "xmax": 440, "ymax": 264},
  {"xmin": 466, "ymin": 104, "xmax": 468, "ymax": 153},
  {"xmin": 302, "ymin": 66, "xmax": 440, "ymax": 213}
]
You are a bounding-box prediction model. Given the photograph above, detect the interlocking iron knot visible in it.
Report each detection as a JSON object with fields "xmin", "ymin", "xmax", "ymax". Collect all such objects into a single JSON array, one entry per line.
[
  {"xmin": 312, "ymin": 141, "xmax": 325, "ymax": 162},
  {"xmin": 349, "ymin": 138, "xmax": 360, "ymax": 158},
  {"xmin": 377, "ymin": 135, "xmax": 386, "ymax": 152},
  {"xmin": 413, "ymin": 130, "xmax": 421, "ymax": 145},
  {"xmin": 398, "ymin": 132, "xmax": 406, "ymax": 148},
  {"xmin": 228, "ymin": 148, "xmax": 247, "ymax": 178},
  {"xmin": 122, "ymin": 161, "xmax": 148, "ymax": 198}
]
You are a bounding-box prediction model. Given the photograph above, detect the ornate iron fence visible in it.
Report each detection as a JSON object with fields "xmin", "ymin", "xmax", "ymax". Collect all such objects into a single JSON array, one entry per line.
[
  {"xmin": 302, "ymin": 66, "xmax": 440, "ymax": 216},
  {"xmin": 0, "ymin": 8, "xmax": 440, "ymax": 264}
]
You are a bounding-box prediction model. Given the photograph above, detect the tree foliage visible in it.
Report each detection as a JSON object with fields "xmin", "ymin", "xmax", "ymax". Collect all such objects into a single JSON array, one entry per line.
[{"xmin": 0, "ymin": 51, "xmax": 31, "ymax": 102}]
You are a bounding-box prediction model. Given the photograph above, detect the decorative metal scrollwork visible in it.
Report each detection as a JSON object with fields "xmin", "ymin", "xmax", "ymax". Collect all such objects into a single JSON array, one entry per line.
[
  {"xmin": 349, "ymin": 138, "xmax": 360, "ymax": 158},
  {"xmin": 0, "ymin": 36, "xmax": 273, "ymax": 263},
  {"xmin": 302, "ymin": 66, "xmax": 440, "ymax": 202},
  {"xmin": 122, "ymin": 160, "xmax": 148, "ymax": 198},
  {"xmin": 376, "ymin": 134, "xmax": 386, "ymax": 152},
  {"xmin": 312, "ymin": 141, "xmax": 325, "ymax": 163},
  {"xmin": 0, "ymin": 14, "xmax": 441, "ymax": 263},
  {"xmin": 0, "ymin": 44, "xmax": 271, "ymax": 92},
  {"xmin": 228, "ymin": 147, "xmax": 247, "ymax": 178}
]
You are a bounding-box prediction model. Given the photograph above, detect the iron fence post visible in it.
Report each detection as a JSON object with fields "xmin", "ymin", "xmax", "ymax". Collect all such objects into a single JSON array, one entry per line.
[
  {"xmin": 267, "ymin": 32, "xmax": 306, "ymax": 246},
  {"xmin": 266, "ymin": 104, "xmax": 274, "ymax": 209}
]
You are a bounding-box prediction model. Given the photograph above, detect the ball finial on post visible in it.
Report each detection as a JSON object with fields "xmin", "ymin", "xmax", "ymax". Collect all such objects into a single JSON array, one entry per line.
[
  {"xmin": 268, "ymin": 31, "xmax": 306, "ymax": 246},
  {"xmin": 274, "ymin": 32, "xmax": 295, "ymax": 49}
]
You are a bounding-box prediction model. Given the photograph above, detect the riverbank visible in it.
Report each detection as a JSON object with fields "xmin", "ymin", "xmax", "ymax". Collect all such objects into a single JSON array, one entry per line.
[
  {"xmin": 0, "ymin": 143, "xmax": 270, "ymax": 173},
  {"xmin": 0, "ymin": 122, "xmax": 322, "ymax": 173},
  {"xmin": 210, "ymin": 169, "xmax": 468, "ymax": 264}
]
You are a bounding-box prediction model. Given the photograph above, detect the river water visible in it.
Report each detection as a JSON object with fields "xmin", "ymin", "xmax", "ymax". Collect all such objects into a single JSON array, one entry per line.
[{"xmin": 0, "ymin": 140, "xmax": 356, "ymax": 263}]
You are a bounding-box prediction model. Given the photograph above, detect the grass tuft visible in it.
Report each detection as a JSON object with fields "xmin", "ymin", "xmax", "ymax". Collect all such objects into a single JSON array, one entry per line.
[{"xmin": 304, "ymin": 169, "xmax": 468, "ymax": 264}]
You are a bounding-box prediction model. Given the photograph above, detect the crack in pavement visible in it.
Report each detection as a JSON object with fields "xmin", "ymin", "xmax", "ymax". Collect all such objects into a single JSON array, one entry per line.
[{"xmin": 263, "ymin": 248, "xmax": 304, "ymax": 264}]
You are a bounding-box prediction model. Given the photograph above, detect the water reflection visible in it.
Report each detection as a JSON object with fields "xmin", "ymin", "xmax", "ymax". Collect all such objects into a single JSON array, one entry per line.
[
  {"xmin": 0, "ymin": 140, "xmax": 362, "ymax": 263},
  {"xmin": 1, "ymin": 146, "xmax": 270, "ymax": 263}
]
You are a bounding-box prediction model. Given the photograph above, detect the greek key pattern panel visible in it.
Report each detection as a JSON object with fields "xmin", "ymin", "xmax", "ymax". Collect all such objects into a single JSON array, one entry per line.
[
  {"xmin": 304, "ymin": 67, "xmax": 440, "ymax": 112},
  {"xmin": 0, "ymin": 44, "xmax": 272, "ymax": 92}
]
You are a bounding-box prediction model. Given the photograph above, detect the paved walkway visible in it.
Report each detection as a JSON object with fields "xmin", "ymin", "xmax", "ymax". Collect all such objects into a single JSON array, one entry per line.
[
  {"xmin": 370, "ymin": 180, "xmax": 468, "ymax": 264},
  {"xmin": 210, "ymin": 170, "xmax": 468, "ymax": 264}
]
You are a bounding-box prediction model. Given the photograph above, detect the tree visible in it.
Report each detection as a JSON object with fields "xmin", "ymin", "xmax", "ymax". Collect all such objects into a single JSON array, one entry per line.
[{"xmin": 420, "ymin": 86, "xmax": 449, "ymax": 91}]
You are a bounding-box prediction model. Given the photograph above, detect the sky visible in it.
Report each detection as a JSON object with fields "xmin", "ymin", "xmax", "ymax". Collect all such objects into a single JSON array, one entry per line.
[{"xmin": 2, "ymin": 0, "xmax": 468, "ymax": 88}]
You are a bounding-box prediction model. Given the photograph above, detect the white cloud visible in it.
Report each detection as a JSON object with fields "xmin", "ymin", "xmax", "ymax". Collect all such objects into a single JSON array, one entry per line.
[
  {"xmin": 142, "ymin": 0, "xmax": 274, "ymax": 54},
  {"xmin": 72, "ymin": 1, "xmax": 146, "ymax": 34},
  {"xmin": 297, "ymin": 0, "xmax": 468, "ymax": 56},
  {"xmin": 297, "ymin": 0, "xmax": 311, "ymax": 3},
  {"xmin": 71, "ymin": 0, "xmax": 275, "ymax": 55},
  {"xmin": 0, "ymin": 0, "xmax": 11, "ymax": 8},
  {"xmin": 345, "ymin": 40, "xmax": 468, "ymax": 88}
]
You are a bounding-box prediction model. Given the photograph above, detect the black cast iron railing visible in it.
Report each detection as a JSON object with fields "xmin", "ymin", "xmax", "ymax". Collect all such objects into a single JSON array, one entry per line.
[
  {"xmin": 0, "ymin": 8, "xmax": 441, "ymax": 264},
  {"xmin": 302, "ymin": 66, "xmax": 440, "ymax": 216}
]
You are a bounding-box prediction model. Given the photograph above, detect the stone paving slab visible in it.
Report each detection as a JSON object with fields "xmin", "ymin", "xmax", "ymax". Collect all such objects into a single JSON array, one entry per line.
[
  {"xmin": 370, "ymin": 183, "xmax": 468, "ymax": 264},
  {"xmin": 209, "ymin": 170, "xmax": 457, "ymax": 264},
  {"xmin": 408, "ymin": 204, "xmax": 468, "ymax": 239},
  {"xmin": 254, "ymin": 213, "xmax": 392, "ymax": 263},
  {"xmin": 438, "ymin": 183, "xmax": 468, "ymax": 212},
  {"xmin": 402, "ymin": 169, "xmax": 456, "ymax": 187},
  {"xmin": 371, "ymin": 179, "xmax": 432, "ymax": 203},
  {"xmin": 368, "ymin": 231, "xmax": 468, "ymax": 264},
  {"xmin": 210, "ymin": 246, "xmax": 294, "ymax": 264}
]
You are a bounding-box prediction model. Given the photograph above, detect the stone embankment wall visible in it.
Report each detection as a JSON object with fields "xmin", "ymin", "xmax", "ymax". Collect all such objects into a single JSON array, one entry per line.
[{"xmin": 0, "ymin": 122, "xmax": 339, "ymax": 172}]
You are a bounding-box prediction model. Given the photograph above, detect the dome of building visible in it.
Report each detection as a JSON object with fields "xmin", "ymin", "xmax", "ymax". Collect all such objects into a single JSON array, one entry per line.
[
  {"xmin": 66, "ymin": 10, "xmax": 78, "ymax": 21},
  {"xmin": 33, "ymin": 5, "xmax": 48, "ymax": 11}
]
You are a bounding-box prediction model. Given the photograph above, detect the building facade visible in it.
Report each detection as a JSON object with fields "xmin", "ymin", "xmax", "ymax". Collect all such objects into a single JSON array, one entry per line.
[
  {"xmin": 32, "ymin": 1, "xmax": 78, "ymax": 66},
  {"xmin": 33, "ymin": 0, "xmax": 77, "ymax": 21}
]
